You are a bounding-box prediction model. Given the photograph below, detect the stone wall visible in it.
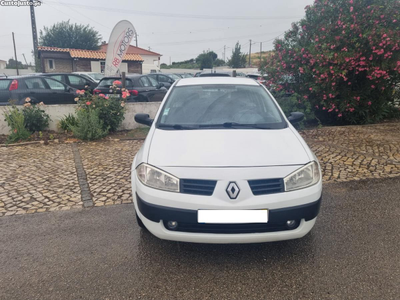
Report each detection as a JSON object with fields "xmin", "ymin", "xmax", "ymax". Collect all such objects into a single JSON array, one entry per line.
[
  {"xmin": 74, "ymin": 60, "xmax": 91, "ymax": 72},
  {"xmin": 44, "ymin": 59, "xmax": 73, "ymax": 73},
  {"xmin": 0, "ymin": 102, "xmax": 161, "ymax": 135}
]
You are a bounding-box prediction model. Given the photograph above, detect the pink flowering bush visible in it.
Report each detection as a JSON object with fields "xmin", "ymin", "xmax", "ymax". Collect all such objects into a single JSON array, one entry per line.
[
  {"xmin": 261, "ymin": 0, "xmax": 400, "ymax": 124},
  {"xmin": 75, "ymin": 84, "xmax": 126, "ymax": 132}
]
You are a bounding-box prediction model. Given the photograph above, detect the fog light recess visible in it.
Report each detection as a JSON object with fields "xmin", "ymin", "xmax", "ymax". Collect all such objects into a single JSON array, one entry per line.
[
  {"xmin": 167, "ymin": 221, "xmax": 178, "ymax": 230},
  {"xmin": 286, "ymin": 220, "xmax": 298, "ymax": 229}
]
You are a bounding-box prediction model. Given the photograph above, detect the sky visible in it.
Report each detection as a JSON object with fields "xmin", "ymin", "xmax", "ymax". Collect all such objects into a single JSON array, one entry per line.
[{"xmin": 0, "ymin": 0, "xmax": 314, "ymax": 65}]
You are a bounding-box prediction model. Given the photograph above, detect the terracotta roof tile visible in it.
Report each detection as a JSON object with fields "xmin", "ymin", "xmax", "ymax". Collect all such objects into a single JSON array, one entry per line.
[{"xmin": 38, "ymin": 46, "xmax": 143, "ymax": 61}]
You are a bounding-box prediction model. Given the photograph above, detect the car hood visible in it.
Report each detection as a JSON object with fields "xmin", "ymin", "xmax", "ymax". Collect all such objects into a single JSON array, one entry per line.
[{"xmin": 147, "ymin": 128, "xmax": 310, "ymax": 167}]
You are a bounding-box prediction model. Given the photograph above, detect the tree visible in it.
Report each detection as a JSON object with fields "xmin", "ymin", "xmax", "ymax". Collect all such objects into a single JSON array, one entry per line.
[
  {"xmin": 227, "ymin": 42, "xmax": 247, "ymax": 68},
  {"xmin": 39, "ymin": 20, "xmax": 102, "ymax": 50},
  {"xmin": 196, "ymin": 51, "xmax": 218, "ymax": 69},
  {"xmin": 214, "ymin": 58, "xmax": 226, "ymax": 67},
  {"xmin": 261, "ymin": 0, "xmax": 400, "ymax": 125},
  {"xmin": 6, "ymin": 58, "xmax": 26, "ymax": 69}
]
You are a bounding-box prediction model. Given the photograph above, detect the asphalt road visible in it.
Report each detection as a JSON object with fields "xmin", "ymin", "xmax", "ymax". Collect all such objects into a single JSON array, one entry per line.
[{"xmin": 1, "ymin": 178, "xmax": 399, "ymax": 300}]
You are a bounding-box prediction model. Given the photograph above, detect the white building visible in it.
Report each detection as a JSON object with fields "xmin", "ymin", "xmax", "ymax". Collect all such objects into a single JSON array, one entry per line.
[
  {"xmin": 0, "ymin": 60, "xmax": 6, "ymax": 69},
  {"xmin": 99, "ymin": 44, "xmax": 161, "ymax": 74}
]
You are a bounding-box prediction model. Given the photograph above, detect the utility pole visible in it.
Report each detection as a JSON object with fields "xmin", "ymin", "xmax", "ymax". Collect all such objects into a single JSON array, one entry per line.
[
  {"xmin": 249, "ymin": 39, "xmax": 252, "ymax": 67},
  {"xmin": 135, "ymin": 34, "xmax": 138, "ymax": 47},
  {"xmin": 12, "ymin": 32, "xmax": 19, "ymax": 76},
  {"xmin": 29, "ymin": 0, "xmax": 40, "ymax": 72},
  {"xmin": 223, "ymin": 45, "xmax": 226, "ymax": 62},
  {"xmin": 259, "ymin": 42, "xmax": 262, "ymax": 63},
  {"xmin": 22, "ymin": 53, "xmax": 29, "ymax": 67}
]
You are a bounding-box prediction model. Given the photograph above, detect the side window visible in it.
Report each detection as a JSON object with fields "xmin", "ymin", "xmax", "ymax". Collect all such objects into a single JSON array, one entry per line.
[
  {"xmin": 44, "ymin": 78, "xmax": 66, "ymax": 90},
  {"xmin": 147, "ymin": 76, "xmax": 158, "ymax": 87},
  {"xmin": 158, "ymin": 75, "xmax": 168, "ymax": 83},
  {"xmin": 25, "ymin": 78, "xmax": 46, "ymax": 89},
  {"xmin": 139, "ymin": 77, "xmax": 151, "ymax": 87},
  {"xmin": 49, "ymin": 75, "xmax": 64, "ymax": 82},
  {"xmin": 68, "ymin": 75, "xmax": 86, "ymax": 85}
]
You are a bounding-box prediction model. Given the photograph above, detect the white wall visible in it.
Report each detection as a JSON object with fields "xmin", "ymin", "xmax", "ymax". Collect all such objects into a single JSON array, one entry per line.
[
  {"xmin": 141, "ymin": 54, "xmax": 160, "ymax": 74},
  {"xmin": 0, "ymin": 62, "xmax": 6, "ymax": 69},
  {"xmin": 0, "ymin": 67, "xmax": 36, "ymax": 76},
  {"xmin": 0, "ymin": 102, "xmax": 161, "ymax": 135}
]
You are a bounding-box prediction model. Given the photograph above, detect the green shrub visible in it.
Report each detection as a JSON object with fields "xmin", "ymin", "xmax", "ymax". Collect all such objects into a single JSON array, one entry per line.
[
  {"xmin": 22, "ymin": 103, "xmax": 50, "ymax": 132},
  {"xmin": 70, "ymin": 108, "xmax": 109, "ymax": 141},
  {"xmin": 3, "ymin": 106, "xmax": 31, "ymax": 143},
  {"xmin": 58, "ymin": 113, "xmax": 78, "ymax": 132}
]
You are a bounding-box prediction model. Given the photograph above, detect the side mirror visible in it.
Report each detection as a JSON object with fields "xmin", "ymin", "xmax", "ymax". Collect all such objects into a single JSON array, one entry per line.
[
  {"xmin": 135, "ymin": 113, "xmax": 153, "ymax": 126},
  {"xmin": 157, "ymin": 83, "xmax": 164, "ymax": 89},
  {"xmin": 288, "ymin": 112, "xmax": 304, "ymax": 124}
]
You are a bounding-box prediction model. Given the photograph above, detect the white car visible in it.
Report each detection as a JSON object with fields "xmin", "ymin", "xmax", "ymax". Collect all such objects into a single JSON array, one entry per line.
[{"xmin": 132, "ymin": 77, "xmax": 322, "ymax": 244}]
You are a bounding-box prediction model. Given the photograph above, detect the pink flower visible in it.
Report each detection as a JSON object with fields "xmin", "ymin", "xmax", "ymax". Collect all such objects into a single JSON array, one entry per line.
[
  {"xmin": 393, "ymin": 20, "xmax": 397, "ymax": 23},
  {"xmin": 349, "ymin": 0, "xmax": 353, "ymax": 3},
  {"xmin": 350, "ymin": 7, "xmax": 353, "ymax": 12},
  {"xmin": 99, "ymin": 93, "xmax": 105, "ymax": 98},
  {"xmin": 349, "ymin": 108, "xmax": 355, "ymax": 112},
  {"xmin": 105, "ymin": 96, "xmax": 109, "ymax": 99},
  {"xmin": 299, "ymin": 67, "xmax": 304, "ymax": 73},
  {"xmin": 368, "ymin": 101, "xmax": 372, "ymax": 106},
  {"xmin": 113, "ymin": 80, "xmax": 122, "ymax": 86},
  {"xmin": 338, "ymin": 113, "xmax": 342, "ymax": 117},
  {"xmin": 371, "ymin": 85, "xmax": 375, "ymax": 88},
  {"xmin": 86, "ymin": 101, "xmax": 91, "ymax": 105},
  {"xmin": 303, "ymin": 95, "xmax": 308, "ymax": 99},
  {"xmin": 122, "ymin": 91, "xmax": 130, "ymax": 99},
  {"xmin": 309, "ymin": 87, "xmax": 313, "ymax": 91}
]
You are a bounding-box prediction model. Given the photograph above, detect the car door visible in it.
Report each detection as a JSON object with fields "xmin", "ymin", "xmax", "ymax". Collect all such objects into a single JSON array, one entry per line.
[
  {"xmin": 157, "ymin": 74, "xmax": 173, "ymax": 89},
  {"xmin": 23, "ymin": 77, "xmax": 52, "ymax": 104},
  {"xmin": 48, "ymin": 74, "xmax": 67, "ymax": 84},
  {"xmin": 43, "ymin": 77, "xmax": 75, "ymax": 104},
  {"xmin": 146, "ymin": 75, "xmax": 167, "ymax": 102},
  {"xmin": 67, "ymin": 74, "xmax": 92, "ymax": 91},
  {"xmin": 136, "ymin": 76, "xmax": 155, "ymax": 102},
  {"xmin": 0, "ymin": 79, "xmax": 12, "ymax": 105}
]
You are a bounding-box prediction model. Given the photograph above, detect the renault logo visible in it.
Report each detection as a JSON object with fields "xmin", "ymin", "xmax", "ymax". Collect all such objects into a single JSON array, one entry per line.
[{"xmin": 226, "ymin": 182, "xmax": 240, "ymax": 199}]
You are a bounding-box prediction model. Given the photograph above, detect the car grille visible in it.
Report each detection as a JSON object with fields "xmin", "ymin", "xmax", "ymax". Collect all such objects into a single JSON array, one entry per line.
[
  {"xmin": 163, "ymin": 220, "xmax": 299, "ymax": 234},
  {"xmin": 248, "ymin": 178, "xmax": 284, "ymax": 196},
  {"xmin": 180, "ymin": 179, "xmax": 217, "ymax": 196}
]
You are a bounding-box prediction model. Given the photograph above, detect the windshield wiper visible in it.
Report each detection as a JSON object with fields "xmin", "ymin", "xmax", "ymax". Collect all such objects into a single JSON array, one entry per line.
[
  {"xmin": 158, "ymin": 124, "xmax": 199, "ymax": 130},
  {"xmin": 199, "ymin": 122, "xmax": 274, "ymax": 129}
]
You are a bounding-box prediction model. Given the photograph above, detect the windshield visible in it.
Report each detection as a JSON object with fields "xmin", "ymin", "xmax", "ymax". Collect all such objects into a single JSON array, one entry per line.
[
  {"xmin": 157, "ymin": 84, "xmax": 286, "ymax": 130},
  {"xmin": 169, "ymin": 74, "xmax": 181, "ymax": 80},
  {"xmin": 89, "ymin": 73, "xmax": 104, "ymax": 81}
]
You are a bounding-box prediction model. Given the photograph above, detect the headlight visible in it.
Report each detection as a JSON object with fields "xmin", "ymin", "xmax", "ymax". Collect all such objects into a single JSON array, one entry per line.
[
  {"xmin": 284, "ymin": 161, "xmax": 320, "ymax": 191},
  {"xmin": 136, "ymin": 163, "xmax": 180, "ymax": 192}
]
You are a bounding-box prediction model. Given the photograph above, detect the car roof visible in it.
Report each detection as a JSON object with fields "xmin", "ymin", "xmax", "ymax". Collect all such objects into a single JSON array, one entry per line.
[{"xmin": 176, "ymin": 77, "xmax": 260, "ymax": 86}]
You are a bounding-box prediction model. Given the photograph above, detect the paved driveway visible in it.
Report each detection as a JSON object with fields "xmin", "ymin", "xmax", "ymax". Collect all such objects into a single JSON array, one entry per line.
[
  {"xmin": 1, "ymin": 122, "xmax": 399, "ymax": 217},
  {"xmin": 0, "ymin": 177, "xmax": 399, "ymax": 299}
]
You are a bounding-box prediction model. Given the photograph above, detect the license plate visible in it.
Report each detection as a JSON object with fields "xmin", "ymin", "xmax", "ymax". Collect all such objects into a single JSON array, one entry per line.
[
  {"xmin": 198, "ymin": 210, "xmax": 268, "ymax": 224},
  {"xmin": 106, "ymin": 94, "xmax": 120, "ymax": 98}
]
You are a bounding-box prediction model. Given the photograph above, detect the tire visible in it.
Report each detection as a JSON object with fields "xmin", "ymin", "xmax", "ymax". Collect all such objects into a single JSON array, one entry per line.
[{"xmin": 136, "ymin": 211, "xmax": 146, "ymax": 229}]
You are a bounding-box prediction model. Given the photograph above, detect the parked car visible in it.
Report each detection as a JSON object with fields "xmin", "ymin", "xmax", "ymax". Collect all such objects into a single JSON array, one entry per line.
[
  {"xmin": 0, "ymin": 75, "xmax": 77, "ymax": 105},
  {"xmin": 199, "ymin": 72, "xmax": 231, "ymax": 77},
  {"xmin": 94, "ymin": 75, "xmax": 167, "ymax": 102},
  {"xmin": 147, "ymin": 73, "xmax": 181, "ymax": 89},
  {"xmin": 194, "ymin": 72, "xmax": 202, "ymax": 77},
  {"xmin": 246, "ymin": 73, "xmax": 267, "ymax": 85},
  {"xmin": 199, "ymin": 71, "xmax": 246, "ymax": 77},
  {"xmin": 175, "ymin": 73, "xmax": 194, "ymax": 78},
  {"xmin": 39, "ymin": 73, "xmax": 98, "ymax": 92},
  {"xmin": 73, "ymin": 72, "xmax": 104, "ymax": 83},
  {"xmin": 132, "ymin": 77, "xmax": 322, "ymax": 244}
]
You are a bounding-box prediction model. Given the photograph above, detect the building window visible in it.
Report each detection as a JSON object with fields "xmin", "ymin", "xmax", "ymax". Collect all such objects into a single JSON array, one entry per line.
[
  {"xmin": 48, "ymin": 59, "xmax": 55, "ymax": 70},
  {"xmin": 100, "ymin": 61, "xmax": 105, "ymax": 73}
]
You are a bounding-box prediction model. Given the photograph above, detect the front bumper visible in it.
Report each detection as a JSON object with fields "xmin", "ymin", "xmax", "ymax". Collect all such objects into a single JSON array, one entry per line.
[{"xmin": 135, "ymin": 194, "xmax": 321, "ymax": 244}]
